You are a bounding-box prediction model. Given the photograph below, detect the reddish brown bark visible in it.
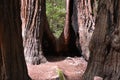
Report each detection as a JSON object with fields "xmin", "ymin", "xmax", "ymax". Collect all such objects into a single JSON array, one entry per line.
[
  {"xmin": 56, "ymin": 0, "xmax": 82, "ymax": 56},
  {"xmin": 74, "ymin": 0, "xmax": 95, "ymax": 60},
  {"xmin": 55, "ymin": 0, "xmax": 71, "ymax": 55},
  {"xmin": 0, "ymin": 0, "xmax": 30, "ymax": 80},
  {"xmin": 83, "ymin": 0, "xmax": 120, "ymax": 80},
  {"xmin": 21, "ymin": 0, "xmax": 47, "ymax": 65},
  {"xmin": 64, "ymin": 0, "xmax": 70, "ymax": 44},
  {"xmin": 21, "ymin": 0, "xmax": 84, "ymax": 65}
]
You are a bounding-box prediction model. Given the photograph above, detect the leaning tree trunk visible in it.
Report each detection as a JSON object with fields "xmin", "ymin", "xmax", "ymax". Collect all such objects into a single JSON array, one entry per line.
[
  {"xmin": 21, "ymin": 0, "xmax": 47, "ymax": 64},
  {"xmin": 0, "ymin": 0, "xmax": 30, "ymax": 80},
  {"xmin": 43, "ymin": 0, "xmax": 82, "ymax": 57},
  {"xmin": 56, "ymin": 0, "xmax": 82, "ymax": 56},
  {"xmin": 72, "ymin": 0, "xmax": 95, "ymax": 61},
  {"xmin": 42, "ymin": 16, "xmax": 57, "ymax": 56},
  {"xmin": 56, "ymin": 0, "xmax": 71, "ymax": 55},
  {"xmin": 83, "ymin": 0, "xmax": 120, "ymax": 80}
]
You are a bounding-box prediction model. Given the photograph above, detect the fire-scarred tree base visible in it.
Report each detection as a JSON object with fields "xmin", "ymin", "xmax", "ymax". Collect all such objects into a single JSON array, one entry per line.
[{"xmin": 21, "ymin": 0, "xmax": 82, "ymax": 65}]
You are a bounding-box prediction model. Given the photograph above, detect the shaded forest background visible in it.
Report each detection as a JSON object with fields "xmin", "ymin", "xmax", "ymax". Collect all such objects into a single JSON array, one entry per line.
[{"xmin": 46, "ymin": 0, "xmax": 66, "ymax": 38}]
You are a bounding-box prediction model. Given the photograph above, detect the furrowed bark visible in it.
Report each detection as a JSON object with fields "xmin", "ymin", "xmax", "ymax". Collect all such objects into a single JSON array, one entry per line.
[
  {"xmin": 22, "ymin": 0, "xmax": 47, "ymax": 65},
  {"xmin": 83, "ymin": 0, "xmax": 120, "ymax": 80},
  {"xmin": 0, "ymin": 0, "xmax": 31, "ymax": 79}
]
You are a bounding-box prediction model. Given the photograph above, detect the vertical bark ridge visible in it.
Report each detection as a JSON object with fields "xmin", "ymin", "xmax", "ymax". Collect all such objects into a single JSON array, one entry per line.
[
  {"xmin": 23, "ymin": 0, "xmax": 47, "ymax": 65},
  {"xmin": 83, "ymin": 0, "xmax": 120, "ymax": 80},
  {"xmin": 0, "ymin": 0, "xmax": 30, "ymax": 79},
  {"xmin": 73, "ymin": 0, "xmax": 95, "ymax": 60},
  {"xmin": 64, "ymin": 0, "xmax": 70, "ymax": 44}
]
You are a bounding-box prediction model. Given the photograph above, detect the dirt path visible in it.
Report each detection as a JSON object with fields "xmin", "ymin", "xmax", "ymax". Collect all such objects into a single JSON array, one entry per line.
[{"xmin": 27, "ymin": 57, "xmax": 87, "ymax": 80}]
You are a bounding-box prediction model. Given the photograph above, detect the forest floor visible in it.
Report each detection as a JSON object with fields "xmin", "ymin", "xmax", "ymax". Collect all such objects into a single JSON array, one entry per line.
[{"xmin": 27, "ymin": 56, "xmax": 87, "ymax": 80}]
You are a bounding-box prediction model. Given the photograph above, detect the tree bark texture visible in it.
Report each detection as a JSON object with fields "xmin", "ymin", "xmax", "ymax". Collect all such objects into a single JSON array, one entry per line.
[
  {"xmin": 21, "ymin": 0, "xmax": 47, "ymax": 64},
  {"xmin": 0, "ymin": 0, "xmax": 30, "ymax": 80},
  {"xmin": 72, "ymin": 0, "xmax": 95, "ymax": 60},
  {"xmin": 56, "ymin": 0, "xmax": 82, "ymax": 56},
  {"xmin": 42, "ymin": 0, "xmax": 82, "ymax": 57},
  {"xmin": 21, "ymin": 0, "xmax": 82, "ymax": 60},
  {"xmin": 83, "ymin": 0, "xmax": 120, "ymax": 80}
]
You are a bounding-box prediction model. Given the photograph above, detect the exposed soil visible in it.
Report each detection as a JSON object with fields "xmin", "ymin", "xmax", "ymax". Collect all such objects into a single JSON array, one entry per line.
[{"xmin": 27, "ymin": 57, "xmax": 87, "ymax": 80}]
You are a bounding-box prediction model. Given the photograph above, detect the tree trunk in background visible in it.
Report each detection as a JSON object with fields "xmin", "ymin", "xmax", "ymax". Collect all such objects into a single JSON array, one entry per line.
[
  {"xmin": 72, "ymin": 0, "xmax": 95, "ymax": 61},
  {"xmin": 21, "ymin": 0, "xmax": 82, "ymax": 59},
  {"xmin": 21, "ymin": 0, "xmax": 47, "ymax": 64},
  {"xmin": 56, "ymin": 0, "xmax": 71, "ymax": 55},
  {"xmin": 56, "ymin": 0, "xmax": 82, "ymax": 56},
  {"xmin": 42, "ymin": 14, "xmax": 57, "ymax": 57},
  {"xmin": 0, "ymin": 0, "xmax": 30, "ymax": 80},
  {"xmin": 83, "ymin": 0, "xmax": 120, "ymax": 80}
]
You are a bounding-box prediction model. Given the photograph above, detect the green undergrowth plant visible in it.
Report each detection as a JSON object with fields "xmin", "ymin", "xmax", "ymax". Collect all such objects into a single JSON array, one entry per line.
[{"xmin": 56, "ymin": 68, "xmax": 66, "ymax": 80}]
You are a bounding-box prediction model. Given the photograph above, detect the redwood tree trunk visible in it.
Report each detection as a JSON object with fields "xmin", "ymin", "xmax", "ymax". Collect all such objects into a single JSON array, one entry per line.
[
  {"xmin": 42, "ymin": 17, "xmax": 57, "ymax": 56},
  {"xmin": 0, "ymin": 0, "xmax": 30, "ymax": 80},
  {"xmin": 21, "ymin": 0, "xmax": 47, "ymax": 64},
  {"xmin": 83, "ymin": 0, "xmax": 120, "ymax": 80},
  {"xmin": 56, "ymin": 0, "xmax": 82, "ymax": 56},
  {"xmin": 72, "ymin": 0, "xmax": 95, "ymax": 61},
  {"xmin": 21, "ymin": 0, "xmax": 82, "ymax": 59}
]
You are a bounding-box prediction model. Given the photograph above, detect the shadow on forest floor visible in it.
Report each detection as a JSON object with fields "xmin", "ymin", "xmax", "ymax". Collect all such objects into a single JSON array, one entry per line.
[{"xmin": 46, "ymin": 56, "xmax": 67, "ymax": 62}]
